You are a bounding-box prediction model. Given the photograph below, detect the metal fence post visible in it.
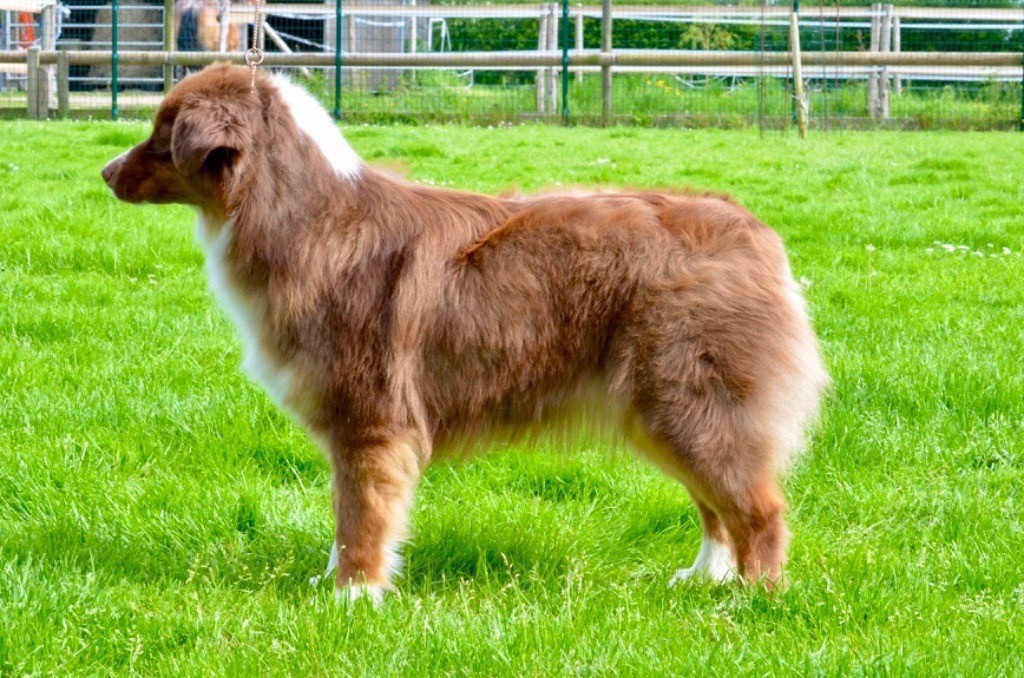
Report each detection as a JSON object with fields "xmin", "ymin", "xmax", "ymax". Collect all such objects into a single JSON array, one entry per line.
[
  {"xmin": 334, "ymin": 0, "xmax": 342, "ymax": 121},
  {"xmin": 560, "ymin": 0, "xmax": 569, "ymax": 124},
  {"xmin": 600, "ymin": 0, "xmax": 612, "ymax": 126},
  {"xmin": 112, "ymin": 0, "xmax": 119, "ymax": 121}
]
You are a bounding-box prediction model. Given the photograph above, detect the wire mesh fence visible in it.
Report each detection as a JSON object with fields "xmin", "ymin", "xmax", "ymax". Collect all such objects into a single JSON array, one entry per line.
[{"xmin": 1, "ymin": 0, "xmax": 1022, "ymax": 129}]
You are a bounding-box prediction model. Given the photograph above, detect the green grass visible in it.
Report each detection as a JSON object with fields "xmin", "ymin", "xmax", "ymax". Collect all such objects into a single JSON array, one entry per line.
[
  {"xmin": 2, "ymin": 121, "xmax": 1023, "ymax": 675},
  {"xmin": 9, "ymin": 72, "xmax": 1019, "ymax": 129}
]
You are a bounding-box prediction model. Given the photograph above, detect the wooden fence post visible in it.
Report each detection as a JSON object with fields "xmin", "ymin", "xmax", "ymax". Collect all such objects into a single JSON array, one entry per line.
[
  {"xmin": 36, "ymin": 66, "xmax": 50, "ymax": 117},
  {"xmin": 601, "ymin": 0, "xmax": 612, "ymax": 126},
  {"xmin": 42, "ymin": 4, "xmax": 57, "ymax": 49},
  {"xmin": 561, "ymin": 0, "xmax": 569, "ymax": 124},
  {"xmin": 790, "ymin": 8, "xmax": 807, "ymax": 138},
  {"xmin": 879, "ymin": 4, "xmax": 892, "ymax": 119},
  {"xmin": 574, "ymin": 8, "xmax": 584, "ymax": 80},
  {"xmin": 409, "ymin": 0, "xmax": 417, "ymax": 54},
  {"xmin": 892, "ymin": 15, "xmax": 902, "ymax": 95},
  {"xmin": 548, "ymin": 3, "xmax": 558, "ymax": 114},
  {"xmin": 537, "ymin": 6, "xmax": 548, "ymax": 114},
  {"xmin": 164, "ymin": 0, "xmax": 174, "ymax": 91},
  {"xmin": 26, "ymin": 46, "xmax": 40, "ymax": 119},
  {"xmin": 42, "ymin": 1, "xmax": 57, "ymax": 108},
  {"xmin": 217, "ymin": 0, "xmax": 229, "ymax": 51},
  {"xmin": 868, "ymin": 3, "xmax": 880, "ymax": 119},
  {"xmin": 347, "ymin": 11, "xmax": 356, "ymax": 52},
  {"xmin": 57, "ymin": 50, "xmax": 70, "ymax": 118}
]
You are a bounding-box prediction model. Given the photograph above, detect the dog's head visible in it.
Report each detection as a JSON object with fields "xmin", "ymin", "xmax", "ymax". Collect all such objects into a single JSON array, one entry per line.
[{"xmin": 101, "ymin": 64, "xmax": 261, "ymax": 211}]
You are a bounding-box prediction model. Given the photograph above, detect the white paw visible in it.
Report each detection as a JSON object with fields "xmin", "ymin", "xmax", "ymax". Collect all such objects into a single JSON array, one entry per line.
[
  {"xmin": 668, "ymin": 565, "xmax": 702, "ymax": 587},
  {"xmin": 669, "ymin": 536, "xmax": 737, "ymax": 587},
  {"xmin": 335, "ymin": 583, "xmax": 386, "ymax": 607}
]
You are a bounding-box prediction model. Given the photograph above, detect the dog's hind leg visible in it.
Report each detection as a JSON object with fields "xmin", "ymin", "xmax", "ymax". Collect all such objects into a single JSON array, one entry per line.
[
  {"xmin": 618, "ymin": 249, "xmax": 825, "ymax": 588},
  {"xmin": 620, "ymin": 300, "xmax": 820, "ymax": 587},
  {"xmin": 668, "ymin": 500, "xmax": 736, "ymax": 585},
  {"xmin": 326, "ymin": 430, "xmax": 423, "ymax": 604},
  {"xmin": 627, "ymin": 399, "xmax": 789, "ymax": 588}
]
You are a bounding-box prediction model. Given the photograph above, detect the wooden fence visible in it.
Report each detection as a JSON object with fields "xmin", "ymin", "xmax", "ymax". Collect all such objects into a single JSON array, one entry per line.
[
  {"xmin": 4, "ymin": 45, "xmax": 1023, "ymax": 121},
  {"xmin": 2, "ymin": 1, "xmax": 1023, "ymax": 126}
]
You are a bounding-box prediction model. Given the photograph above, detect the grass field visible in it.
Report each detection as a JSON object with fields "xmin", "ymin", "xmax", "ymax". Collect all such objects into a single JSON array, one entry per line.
[{"xmin": 1, "ymin": 121, "xmax": 1023, "ymax": 675}]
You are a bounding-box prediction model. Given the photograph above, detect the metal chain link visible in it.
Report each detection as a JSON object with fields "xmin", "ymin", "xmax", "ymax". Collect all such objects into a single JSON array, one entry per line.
[{"xmin": 245, "ymin": 0, "xmax": 265, "ymax": 89}]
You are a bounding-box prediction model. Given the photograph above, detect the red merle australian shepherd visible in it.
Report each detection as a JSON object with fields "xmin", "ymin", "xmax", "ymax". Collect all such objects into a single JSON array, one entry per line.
[{"xmin": 102, "ymin": 64, "xmax": 828, "ymax": 603}]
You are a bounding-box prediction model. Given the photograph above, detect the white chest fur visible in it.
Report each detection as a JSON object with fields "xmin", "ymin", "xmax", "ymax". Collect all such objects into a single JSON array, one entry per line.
[{"xmin": 196, "ymin": 214, "xmax": 295, "ymax": 409}]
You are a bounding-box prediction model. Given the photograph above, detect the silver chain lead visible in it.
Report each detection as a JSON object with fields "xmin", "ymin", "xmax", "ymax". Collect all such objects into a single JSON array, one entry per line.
[{"xmin": 245, "ymin": 0, "xmax": 265, "ymax": 89}]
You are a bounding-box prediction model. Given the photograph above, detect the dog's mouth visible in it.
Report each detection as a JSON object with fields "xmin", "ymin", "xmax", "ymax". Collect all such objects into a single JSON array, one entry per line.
[
  {"xmin": 101, "ymin": 152, "xmax": 170, "ymax": 204},
  {"xmin": 101, "ymin": 154, "xmax": 128, "ymax": 196}
]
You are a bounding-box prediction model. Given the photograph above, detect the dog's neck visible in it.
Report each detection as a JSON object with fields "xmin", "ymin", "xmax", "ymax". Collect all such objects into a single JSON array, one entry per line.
[
  {"xmin": 269, "ymin": 75, "xmax": 362, "ymax": 180},
  {"xmin": 213, "ymin": 74, "xmax": 364, "ymax": 229},
  {"xmin": 209, "ymin": 88, "xmax": 366, "ymax": 281}
]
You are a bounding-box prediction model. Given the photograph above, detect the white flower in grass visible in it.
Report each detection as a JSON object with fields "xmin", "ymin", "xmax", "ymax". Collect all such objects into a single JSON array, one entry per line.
[
  {"xmin": 865, "ymin": 244, "xmax": 876, "ymax": 252},
  {"xmin": 1003, "ymin": 247, "xmax": 1012, "ymax": 256}
]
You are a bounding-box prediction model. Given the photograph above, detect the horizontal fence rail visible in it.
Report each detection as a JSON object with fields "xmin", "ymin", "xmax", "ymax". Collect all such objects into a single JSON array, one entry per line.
[
  {"xmin": 207, "ymin": 3, "xmax": 1024, "ymax": 21},
  {"xmin": 3, "ymin": 0, "xmax": 1023, "ymax": 130},
  {"xmin": 5, "ymin": 49, "xmax": 1022, "ymax": 69}
]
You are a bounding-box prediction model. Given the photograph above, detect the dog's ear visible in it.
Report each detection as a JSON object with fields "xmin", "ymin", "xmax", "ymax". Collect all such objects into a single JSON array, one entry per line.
[{"xmin": 171, "ymin": 99, "xmax": 249, "ymax": 177}]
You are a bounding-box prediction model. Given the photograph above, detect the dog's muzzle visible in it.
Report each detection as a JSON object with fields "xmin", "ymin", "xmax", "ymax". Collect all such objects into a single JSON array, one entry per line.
[{"xmin": 101, "ymin": 151, "xmax": 128, "ymax": 187}]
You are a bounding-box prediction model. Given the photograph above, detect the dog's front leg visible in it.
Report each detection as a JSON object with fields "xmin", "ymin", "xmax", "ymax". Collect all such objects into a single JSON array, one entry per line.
[{"xmin": 328, "ymin": 431, "xmax": 422, "ymax": 605}]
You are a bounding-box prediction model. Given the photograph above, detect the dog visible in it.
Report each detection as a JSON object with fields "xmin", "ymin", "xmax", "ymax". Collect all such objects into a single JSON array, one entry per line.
[{"xmin": 102, "ymin": 64, "xmax": 828, "ymax": 603}]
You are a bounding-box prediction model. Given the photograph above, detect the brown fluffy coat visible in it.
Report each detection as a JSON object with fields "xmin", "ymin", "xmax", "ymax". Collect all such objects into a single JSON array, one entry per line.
[{"xmin": 102, "ymin": 64, "xmax": 829, "ymax": 599}]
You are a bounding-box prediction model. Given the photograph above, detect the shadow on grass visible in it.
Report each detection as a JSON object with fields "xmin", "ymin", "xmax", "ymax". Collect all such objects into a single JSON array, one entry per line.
[{"xmin": 3, "ymin": 451, "xmax": 705, "ymax": 600}]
